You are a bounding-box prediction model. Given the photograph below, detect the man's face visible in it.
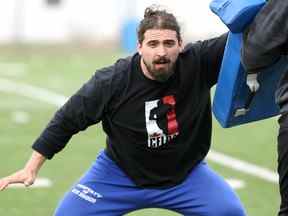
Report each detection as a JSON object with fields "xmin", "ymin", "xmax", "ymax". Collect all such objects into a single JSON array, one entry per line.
[{"xmin": 138, "ymin": 29, "xmax": 182, "ymax": 82}]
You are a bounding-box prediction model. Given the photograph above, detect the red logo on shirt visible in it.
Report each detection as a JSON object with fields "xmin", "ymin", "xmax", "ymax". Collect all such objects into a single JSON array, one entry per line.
[{"xmin": 162, "ymin": 95, "xmax": 179, "ymax": 136}]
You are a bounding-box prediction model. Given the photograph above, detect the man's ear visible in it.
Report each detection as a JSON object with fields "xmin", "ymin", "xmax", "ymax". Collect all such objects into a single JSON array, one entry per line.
[
  {"xmin": 179, "ymin": 40, "xmax": 184, "ymax": 52},
  {"xmin": 137, "ymin": 42, "xmax": 142, "ymax": 55}
]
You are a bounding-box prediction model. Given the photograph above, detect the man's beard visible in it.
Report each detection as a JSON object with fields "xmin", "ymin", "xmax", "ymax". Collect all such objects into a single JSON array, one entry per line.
[{"xmin": 143, "ymin": 57, "xmax": 174, "ymax": 82}]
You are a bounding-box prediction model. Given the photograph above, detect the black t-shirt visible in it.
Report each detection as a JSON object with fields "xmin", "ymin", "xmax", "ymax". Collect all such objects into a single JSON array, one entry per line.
[{"xmin": 32, "ymin": 34, "xmax": 227, "ymax": 188}]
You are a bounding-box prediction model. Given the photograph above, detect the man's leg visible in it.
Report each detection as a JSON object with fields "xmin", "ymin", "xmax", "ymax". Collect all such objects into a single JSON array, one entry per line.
[
  {"xmin": 278, "ymin": 113, "xmax": 288, "ymax": 216},
  {"xmin": 145, "ymin": 161, "xmax": 246, "ymax": 216},
  {"xmin": 54, "ymin": 150, "xmax": 147, "ymax": 216}
]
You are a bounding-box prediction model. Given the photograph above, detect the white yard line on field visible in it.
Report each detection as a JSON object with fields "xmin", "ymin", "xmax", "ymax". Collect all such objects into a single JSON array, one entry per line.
[
  {"xmin": 0, "ymin": 78, "xmax": 279, "ymax": 184},
  {"xmin": 0, "ymin": 78, "xmax": 67, "ymax": 106},
  {"xmin": 226, "ymin": 178, "xmax": 246, "ymax": 189},
  {"xmin": 8, "ymin": 177, "xmax": 52, "ymax": 188},
  {"xmin": 207, "ymin": 151, "xmax": 278, "ymax": 183}
]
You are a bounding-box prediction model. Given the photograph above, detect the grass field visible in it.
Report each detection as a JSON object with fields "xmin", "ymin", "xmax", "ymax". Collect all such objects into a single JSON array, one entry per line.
[{"xmin": 0, "ymin": 45, "xmax": 280, "ymax": 215}]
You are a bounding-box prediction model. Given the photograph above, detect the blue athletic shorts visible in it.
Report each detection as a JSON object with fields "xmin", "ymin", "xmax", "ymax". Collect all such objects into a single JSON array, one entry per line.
[{"xmin": 54, "ymin": 150, "xmax": 246, "ymax": 216}]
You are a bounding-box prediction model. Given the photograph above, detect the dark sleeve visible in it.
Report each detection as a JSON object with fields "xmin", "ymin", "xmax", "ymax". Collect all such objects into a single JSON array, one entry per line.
[
  {"xmin": 241, "ymin": 0, "xmax": 288, "ymax": 73},
  {"xmin": 32, "ymin": 63, "xmax": 122, "ymax": 159},
  {"xmin": 200, "ymin": 33, "xmax": 228, "ymax": 88}
]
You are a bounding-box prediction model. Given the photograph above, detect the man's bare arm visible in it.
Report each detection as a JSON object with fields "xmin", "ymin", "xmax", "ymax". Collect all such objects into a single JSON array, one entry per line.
[{"xmin": 0, "ymin": 150, "xmax": 46, "ymax": 191}]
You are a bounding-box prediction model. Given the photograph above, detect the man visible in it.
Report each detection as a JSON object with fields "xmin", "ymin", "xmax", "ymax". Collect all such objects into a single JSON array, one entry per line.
[
  {"xmin": 241, "ymin": 0, "xmax": 288, "ymax": 215},
  {"xmin": 0, "ymin": 6, "xmax": 246, "ymax": 216}
]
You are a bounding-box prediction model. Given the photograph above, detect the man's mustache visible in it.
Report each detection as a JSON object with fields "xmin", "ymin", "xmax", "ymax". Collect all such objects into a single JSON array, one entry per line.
[{"xmin": 153, "ymin": 57, "xmax": 171, "ymax": 64}]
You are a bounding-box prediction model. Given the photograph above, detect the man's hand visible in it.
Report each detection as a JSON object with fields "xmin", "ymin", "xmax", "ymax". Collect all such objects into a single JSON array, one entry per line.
[
  {"xmin": 0, "ymin": 150, "xmax": 46, "ymax": 191},
  {"xmin": 0, "ymin": 168, "xmax": 37, "ymax": 191},
  {"xmin": 246, "ymin": 73, "xmax": 260, "ymax": 92}
]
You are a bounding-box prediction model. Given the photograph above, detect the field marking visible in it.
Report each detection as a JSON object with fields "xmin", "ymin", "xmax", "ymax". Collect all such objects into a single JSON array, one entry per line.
[
  {"xmin": 226, "ymin": 178, "xmax": 246, "ymax": 189},
  {"xmin": 0, "ymin": 78, "xmax": 279, "ymax": 184},
  {"xmin": 208, "ymin": 151, "xmax": 278, "ymax": 183},
  {"xmin": 0, "ymin": 78, "xmax": 67, "ymax": 106},
  {"xmin": 12, "ymin": 111, "xmax": 30, "ymax": 124},
  {"xmin": 8, "ymin": 177, "xmax": 52, "ymax": 188}
]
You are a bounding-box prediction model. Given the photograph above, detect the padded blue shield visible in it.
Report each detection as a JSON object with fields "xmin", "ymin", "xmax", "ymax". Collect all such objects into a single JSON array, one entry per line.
[{"xmin": 210, "ymin": 0, "xmax": 288, "ymax": 127}]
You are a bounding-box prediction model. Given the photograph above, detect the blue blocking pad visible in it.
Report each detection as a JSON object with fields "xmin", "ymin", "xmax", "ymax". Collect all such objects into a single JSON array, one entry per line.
[
  {"xmin": 210, "ymin": 0, "xmax": 288, "ymax": 128},
  {"xmin": 210, "ymin": 0, "xmax": 265, "ymax": 33},
  {"xmin": 213, "ymin": 33, "xmax": 288, "ymax": 128}
]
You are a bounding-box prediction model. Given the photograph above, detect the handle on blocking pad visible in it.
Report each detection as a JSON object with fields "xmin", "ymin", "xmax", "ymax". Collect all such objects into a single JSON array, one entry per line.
[{"xmin": 234, "ymin": 74, "xmax": 259, "ymax": 117}]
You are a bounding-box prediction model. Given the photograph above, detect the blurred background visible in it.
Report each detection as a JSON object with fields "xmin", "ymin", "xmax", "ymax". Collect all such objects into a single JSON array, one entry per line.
[
  {"xmin": 0, "ymin": 0, "xmax": 280, "ymax": 216},
  {"xmin": 0, "ymin": 0, "xmax": 227, "ymax": 47}
]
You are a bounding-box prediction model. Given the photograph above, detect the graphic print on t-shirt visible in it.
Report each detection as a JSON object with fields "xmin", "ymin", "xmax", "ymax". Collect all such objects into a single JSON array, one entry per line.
[{"xmin": 145, "ymin": 95, "xmax": 179, "ymax": 148}]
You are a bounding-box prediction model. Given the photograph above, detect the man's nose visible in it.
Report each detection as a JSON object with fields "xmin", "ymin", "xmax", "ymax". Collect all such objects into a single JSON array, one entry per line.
[{"xmin": 156, "ymin": 45, "xmax": 167, "ymax": 56}]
